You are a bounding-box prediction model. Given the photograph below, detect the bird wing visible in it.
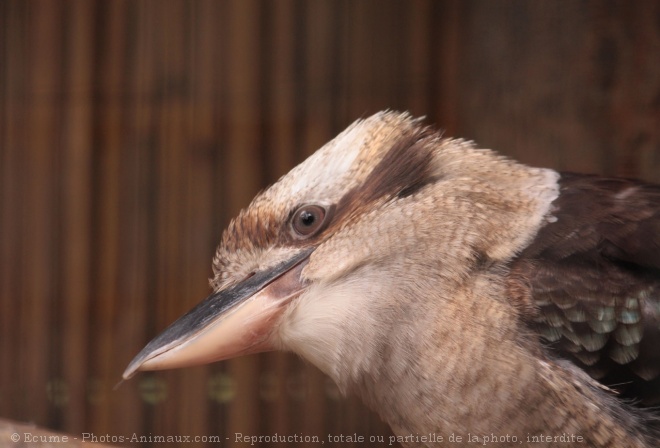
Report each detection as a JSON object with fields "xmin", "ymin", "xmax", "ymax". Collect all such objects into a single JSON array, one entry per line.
[{"xmin": 508, "ymin": 173, "xmax": 660, "ymax": 406}]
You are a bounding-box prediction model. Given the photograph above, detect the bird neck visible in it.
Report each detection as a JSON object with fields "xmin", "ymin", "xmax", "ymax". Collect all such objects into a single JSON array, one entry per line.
[{"xmin": 327, "ymin": 276, "xmax": 652, "ymax": 448}]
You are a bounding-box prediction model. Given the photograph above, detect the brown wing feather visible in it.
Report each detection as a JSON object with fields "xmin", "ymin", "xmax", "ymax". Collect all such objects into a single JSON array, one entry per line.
[{"xmin": 509, "ymin": 173, "xmax": 660, "ymax": 406}]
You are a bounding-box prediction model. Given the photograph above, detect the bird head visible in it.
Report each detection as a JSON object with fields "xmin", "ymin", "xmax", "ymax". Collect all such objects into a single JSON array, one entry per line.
[{"xmin": 123, "ymin": 111, "xmax": 558, "ymax": 392}]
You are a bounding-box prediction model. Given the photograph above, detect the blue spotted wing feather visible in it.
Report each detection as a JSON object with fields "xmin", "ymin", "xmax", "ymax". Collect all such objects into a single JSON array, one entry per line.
[{"xmin": 509, "ymin": 173, "xmax": 660, "ymax": 406}]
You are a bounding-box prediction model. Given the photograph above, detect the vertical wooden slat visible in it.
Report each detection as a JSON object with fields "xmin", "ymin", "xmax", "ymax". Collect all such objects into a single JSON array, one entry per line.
[
  {"xmin": 371, "ymin": 0, "xmax": 406, "ymax": 113},
  {"xmin": 22, "ymin": 0, "xmax": 63, "ymax": 426},
  {"xmin": 88, "ymin": 0, "xmax": 127, "ymax": 432},
  {"xmin": 432, "ymin": 0, "xmax": 461, "ymax": 137},
  {"xmin": 0, "ymin": 0, "xmax": 7, "ymax": 416},
  {"xmin": 345, "ymin": 0, "xmax": 375, "ymax": 120},
  {"xmin": 266, "ymin": 0, "xmax": 298, "ymax": 178},
  {"xmin": 591, "ymin": 1, "xmax": 660, "ymax": 182},
  {"xmin": 302, "ymin": 0, "xmax": 335, "ymax": 152},
  {"xmin": 405, "ymin": 0, "xmax": 432, "ymax": 116},
  {"xmin": 334, "ymin": 0, "xmax": 352, "ymax": 130},
  {"xmin": 110, "ymin": 0, "xmax": 154, "ymax": 438},
  {"xmin": 0, "ymin": 0, "xmax": 9, "ymax": 417},
  {"xmin": 0, "ymin": 0, "xmax": 24, "ymax": 421},
  {"xmin": 61, "ymin": 0, "xmax": 95, "ymax": 433}
]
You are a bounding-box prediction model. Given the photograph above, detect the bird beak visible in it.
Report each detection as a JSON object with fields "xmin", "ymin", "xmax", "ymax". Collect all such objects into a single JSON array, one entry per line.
[{"xmin": 122, "ymin": 248, "xmax": 314, "ymax": 379}]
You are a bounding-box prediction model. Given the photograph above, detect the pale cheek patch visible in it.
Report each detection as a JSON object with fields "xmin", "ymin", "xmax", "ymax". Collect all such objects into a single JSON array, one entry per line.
[{"xmin": 276, "ymin": 274, "xmax": 384, "ymax": 387}]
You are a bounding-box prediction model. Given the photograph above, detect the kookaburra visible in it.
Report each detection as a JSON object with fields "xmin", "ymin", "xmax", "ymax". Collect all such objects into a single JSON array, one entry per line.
[{"xmin": 124, "ymin": 112, "xmax": 660, "ymax": 447}]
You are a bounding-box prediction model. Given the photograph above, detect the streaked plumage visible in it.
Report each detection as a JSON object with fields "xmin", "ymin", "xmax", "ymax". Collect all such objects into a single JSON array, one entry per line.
[{"xmin": 124, "ymin": 112, "xmax": 660, "ymax": 447}]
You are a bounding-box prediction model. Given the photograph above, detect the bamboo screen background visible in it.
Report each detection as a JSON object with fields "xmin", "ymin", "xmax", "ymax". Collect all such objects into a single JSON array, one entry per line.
[{"xmin": 1, "ymin": 1, "xmax": 658, "ymax": 446}]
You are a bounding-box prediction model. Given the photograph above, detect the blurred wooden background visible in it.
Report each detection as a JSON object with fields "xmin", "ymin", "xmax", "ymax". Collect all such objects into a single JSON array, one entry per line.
[{"xmin": 0, "ymin": 0, "xmax": 658, "ymax": 446}]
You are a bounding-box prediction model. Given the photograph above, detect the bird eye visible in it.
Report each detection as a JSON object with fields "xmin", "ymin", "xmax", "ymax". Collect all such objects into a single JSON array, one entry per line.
[{"xmin": 291, "ymin": 205, "xmax": 327, "ymax": 238}]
